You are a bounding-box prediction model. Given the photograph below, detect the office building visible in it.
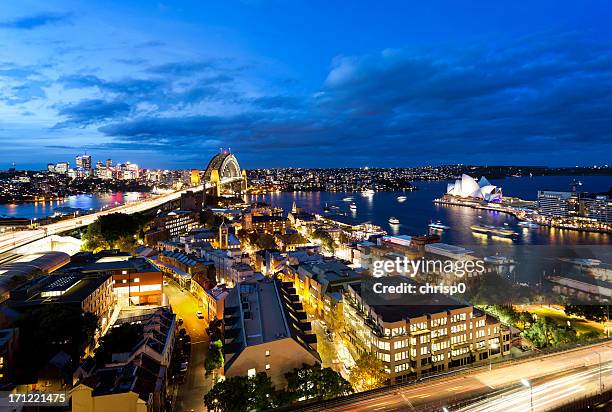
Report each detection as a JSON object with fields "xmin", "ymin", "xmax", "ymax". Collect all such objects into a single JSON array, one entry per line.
[{"xmin": 82, "ymin": 256, "xmax": 163, "ymax": 306}]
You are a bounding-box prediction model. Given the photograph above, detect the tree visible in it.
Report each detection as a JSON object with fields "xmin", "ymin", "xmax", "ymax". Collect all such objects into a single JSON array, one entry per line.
[
  {"xmin": 311, "ymin": 229, "xmax": 335, "ymax": 253},
  {"xmin": 82, "ymin": 212, "xmax": 148, "ymax": 252},
  {"xmin": 565, "ymin": 305, "xmax": 609, "ymax": 322},
  {"xmin": 349, "ymin": 352, "xmax": 389, "ymax": 391},
  {"xmin": 284, "ymin": 363, "xmax": 353, "ymax": 402},
  {"xmin": 205, "ymin": 339, "xmax": 224, "ymax": 375},
  {"xmin": 204, "ymin": 373, "xmax": 276, "ymax": 412}
]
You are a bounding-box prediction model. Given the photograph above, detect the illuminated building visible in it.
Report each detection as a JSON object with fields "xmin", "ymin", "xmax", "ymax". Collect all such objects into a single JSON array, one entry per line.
[
  {"xmin": 222, "ymin": 279, "xmax": 320, "ymax": 388},
  {"xmin": 285, "ymin": 259, "xmax": 361, "ymax": 322},
  {"xmin": 82, "ymin": 255, "xmax": 163, "ymax": 306},
  {"xmin": 75, "ymin": 154, "xmax": 92, "ymax": 171},
  {"xmin": 343, "ymin": 283, "xmax": 511, "ymax": 384},
  {"xmin": 537, "ymin": 191, "xmax": 578, "ymax": 217},
  {"xmin": 446, "ymin": 174, "xmax": 502, "ymax": 202}
]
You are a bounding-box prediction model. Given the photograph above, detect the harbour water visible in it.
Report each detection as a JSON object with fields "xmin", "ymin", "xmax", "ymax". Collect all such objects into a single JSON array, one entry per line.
[
  {"xmin": 251, "ymin": 175, "xmax": 611, "ymax": 246},
  {"xmin": 0, "ymin": 192, "xmax": 149, "ymax": 219}
]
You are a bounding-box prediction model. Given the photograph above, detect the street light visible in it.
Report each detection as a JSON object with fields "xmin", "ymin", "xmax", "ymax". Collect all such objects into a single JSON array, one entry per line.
[
  {"xmin": 520, "ymin": 378, "xmax": 533, "ymax": 412},
  {"xmin": 489, "ymin": 341, "xmax": 499, "ymax": 371},
  {"xmin": 592, "ymin": 349, "xmax": 603, "ymax": 394}
]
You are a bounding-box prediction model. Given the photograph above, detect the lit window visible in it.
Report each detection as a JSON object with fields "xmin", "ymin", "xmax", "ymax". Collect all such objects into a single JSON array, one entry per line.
[
  {"xmin": 265, "ymin": 364, "xmax": 270, "ymax": 370},
  {"xmin": 247, "ymin": 368, "xmax": 256, "ymax": 378},
  {"xmin": 122, "ymin": 279, "xmax": 127, "ymax": 284},
  {"xmin": 133, "ymin": 278, "xmax": 140, "ymax": 283},
  {"xmin": 265, "ymin": 350, "xmax": 270, "ymax": 357},
  {"xmin": 122, "ymin": 270, "xmax": 127, "ymax": 275}
]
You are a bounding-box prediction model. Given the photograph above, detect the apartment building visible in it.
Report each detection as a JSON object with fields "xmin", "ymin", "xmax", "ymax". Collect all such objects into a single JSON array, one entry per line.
[
  {"xmin": 285, "ymin": 259, "xmax": 361, "ymax": 324},
  {"xmin": 222, "ymin": 279, "xmax": 320, "ymax": 388},
  {"xmin": 343, "ymin": 283, "xmax": 511, "ymax": 384}
]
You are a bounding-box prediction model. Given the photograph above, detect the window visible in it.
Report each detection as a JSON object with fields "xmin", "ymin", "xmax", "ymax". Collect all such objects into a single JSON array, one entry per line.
[
  {"xmin": 265, "ymin": 364, "xmax": 270, "ymax": 370},
  {"xmin": 122, "ymin": 279, "xmax": 127, "ymax": 284},
  {"xmin": 248, "ymin": 368, "xmax": 256, "ymax": 377},
  {"xmin": 122, "ymin": 270, "xmax": 127, "ymax": 275},
  {"xmin": 265, "ymin": 350, "xmax": 270, "ymax": 357},
  {"xmin": 133, "ymin": 277, "xmax": 140, "ymax": 283}
]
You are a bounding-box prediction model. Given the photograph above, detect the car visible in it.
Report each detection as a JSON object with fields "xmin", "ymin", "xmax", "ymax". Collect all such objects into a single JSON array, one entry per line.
[{"xmin": 196, "ymin": 310, "xmax": 204, "ymax": 319}]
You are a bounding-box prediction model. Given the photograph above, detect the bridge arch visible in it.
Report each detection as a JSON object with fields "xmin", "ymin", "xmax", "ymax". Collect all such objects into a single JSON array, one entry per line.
[{"xmin": 204, "ymin": 152, "xmax": 247, "ymax": 195}]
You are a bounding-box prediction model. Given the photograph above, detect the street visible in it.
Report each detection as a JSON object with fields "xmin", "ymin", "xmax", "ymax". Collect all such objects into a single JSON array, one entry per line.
[
  {"xmin": 164, "ymin": 279, "xmax": 212, "ymax": 412},
  {"xmin": 315, "ymin": 341, "xmax": 612, "ymax": 412},
  {"xmin": 457, "ymin": 363, "xmax": 612, "ymax": 412}
]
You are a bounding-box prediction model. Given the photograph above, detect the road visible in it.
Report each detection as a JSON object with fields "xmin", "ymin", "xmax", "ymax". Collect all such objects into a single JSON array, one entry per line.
[
  {"xmin": 164, "ymin": 279, "xmax": 211, "ymax": 412},
  {"xmin": 314, "ymin": 341, "xmax": 612, "ymax": 412},
  {"xmin": 0, "ymin": 185, "xmax": 203, "ymax": 254},
  {"xmin": 456, "ymin": 363, "xmax": 611, "ymax": 412}
]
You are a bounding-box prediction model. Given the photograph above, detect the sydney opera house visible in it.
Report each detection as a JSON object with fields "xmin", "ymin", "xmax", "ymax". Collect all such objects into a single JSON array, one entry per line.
[{"xmin": 446, "ymin": 174, "xmax": 503, "ymax": 202}]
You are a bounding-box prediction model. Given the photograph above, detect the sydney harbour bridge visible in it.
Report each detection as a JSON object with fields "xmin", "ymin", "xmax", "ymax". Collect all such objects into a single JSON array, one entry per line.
[{"xmin": 202, "ymin": 150, "xmax": 248, "ymax": 196}]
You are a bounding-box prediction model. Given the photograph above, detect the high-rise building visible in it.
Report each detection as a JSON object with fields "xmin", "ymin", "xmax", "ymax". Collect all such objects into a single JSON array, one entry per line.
[
  {"xmin": 537, "ymin": 190, "xmax": 579, "ymax": 217},
  {"xmin": 76, "ymin": 154, "xmax": 92, "ymax": 170},
  {"xmin": 581, "ymin": 195, "xmax": 612, "ymax": 223}
]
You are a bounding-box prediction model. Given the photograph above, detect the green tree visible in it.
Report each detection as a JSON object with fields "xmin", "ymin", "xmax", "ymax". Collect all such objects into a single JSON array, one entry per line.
[
  {"xmin": 204, "ymin": 373, "xmax": 276, "ymax": 412},
  {"xmin": 82, "ymin": 212, "xmax": 148, "ymax": 252},
  {"xmin": 284, "ymin": 363, "xmax": 353, "ymax": 402},
  {"xmin": 349, "ymin": 352, "xmax": 389, "ymax": 391},
  {"xmin": 565, "ymin": 305, "xmax": 609, "ymax": 322},
  {"xmin": 311, "ymin": 229, "xmax": 335, "ymax": 253},
  {"xmin": 205, "ymin": 339, "xmax": 224, "ymax": 375}
]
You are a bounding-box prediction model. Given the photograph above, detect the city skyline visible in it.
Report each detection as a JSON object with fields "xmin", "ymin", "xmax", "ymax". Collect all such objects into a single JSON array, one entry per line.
[{"xmin": 2, "ymin": 1, "xmax": 612, "ymax": 169}]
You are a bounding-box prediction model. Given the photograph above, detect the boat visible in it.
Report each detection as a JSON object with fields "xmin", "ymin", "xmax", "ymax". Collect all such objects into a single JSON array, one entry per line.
[
  {"xmin": 428, "ymin": 221, "xmax": 450, "ymax": 230},
  {"xmin": 349, "ymin": 203, "xmax": 357, "ymax": 211},
  {"xmin": 484, "ymin": 255, "xmax": 516, "ymax": 265},
  {"xmin": 397, "ymin": 195, "xmax": 407, "ymax": 202},
  {"xmin": 389, "ymin": 217, "xmax": 400, "ymax": 225},
  {"xmin": 517, "ymin": 221, "xmax": 539, "ymax": 228},
  {"xmin": 361, "ymin": 189, "xmax": 375, "ymax": 197},
  {"xmin": 470, "ymin": 224, "xmax": 518, "ymax": 238},
  {"xmin": 342, "ymin": 197, "xmax": 354, "ymax": 202}
]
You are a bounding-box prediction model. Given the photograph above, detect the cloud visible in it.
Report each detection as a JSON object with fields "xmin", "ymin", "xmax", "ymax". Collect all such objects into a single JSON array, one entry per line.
[
  {"xmin": 146, "ymin": 61, "xmax": 218, "ymax": 76},
  {"xmin": 90, "ymin": 32, "xmax": 612, "ymax": 166},
  {"xmin": 56, "ymin": 99, "xmax": 131, "ymax": 127},
  {"xmin": 0, "ymin": 12, "xmax": 71, "ymax": 30}
]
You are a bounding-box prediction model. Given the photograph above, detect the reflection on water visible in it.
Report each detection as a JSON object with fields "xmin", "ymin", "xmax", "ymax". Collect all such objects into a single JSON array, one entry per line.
[
  {"xmin": 0, "ymin": 192, "xmax": 149, "ymax": 219},
  {"xmin": 251, "ymin": 176, "xmax": 611, "ymax": 246}
]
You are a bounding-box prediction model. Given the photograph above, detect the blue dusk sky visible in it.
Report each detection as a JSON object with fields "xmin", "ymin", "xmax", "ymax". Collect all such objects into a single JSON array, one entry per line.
[{"xmin": 1, "ymin": 1, "xmax": 612, "ymax": 169}]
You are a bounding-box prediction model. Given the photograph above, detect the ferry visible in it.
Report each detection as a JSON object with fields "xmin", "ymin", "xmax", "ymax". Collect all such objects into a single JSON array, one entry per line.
[
  {"xmin": 361, "ymin": 189, "xmax": 375, "ymax": 197},
  {"xmin": 397, "ymin": 195, "xmax": 407, "ymax": 202},
  {"xmin": 349, "ymin": 203, "xmax": 357, "ymax": 211},
  {"xmin": 342, "ymin": 197, "xmax": 354, "ymax": 202},
  {"xmin": 470, "ymin": 224, "xmax": 518, "ymax": 238},
  {"xmin": 428, "ymin": 221, "xmax": 450, "ymax": 230},
  {"xmin": 389, "ymin": 217, "xmax": 400, "ymax": 225},
  {"xmin": 517, "ymin": 221, "xmax": 539, "ymax": 228}
]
